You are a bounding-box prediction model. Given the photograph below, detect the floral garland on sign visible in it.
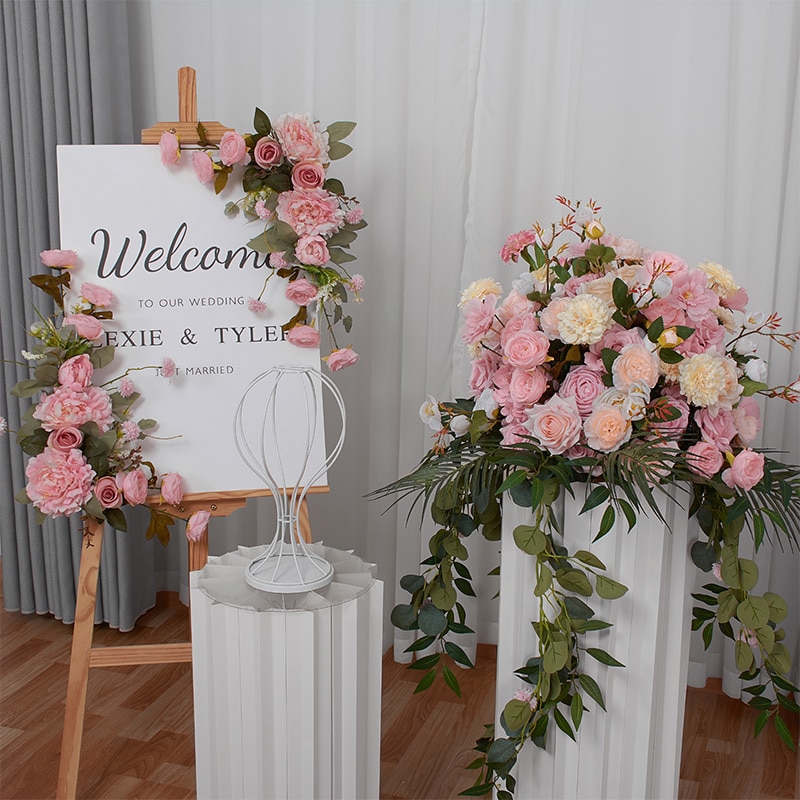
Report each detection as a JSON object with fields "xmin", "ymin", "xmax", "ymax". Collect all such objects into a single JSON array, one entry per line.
[
  {"xmin": 373, "ymin": 198, "xmax": 800, "ymax": 798},
  {"xmin": 159, "ymin": 108, "xmax": 366, "ymax": 371},
  {"xmin": 2, "ymin": 250, "xmax": 199, "ymax": 543}
]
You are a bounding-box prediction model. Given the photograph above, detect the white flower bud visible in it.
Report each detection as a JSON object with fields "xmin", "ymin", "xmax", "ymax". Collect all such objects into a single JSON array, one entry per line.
[
  {"xmin": 449, "ymin": 415, "xmax": 471, "ymax": 436},
  {"xmin": 744, "ymin": 358, "xmax": 768, "ymax": 383}
]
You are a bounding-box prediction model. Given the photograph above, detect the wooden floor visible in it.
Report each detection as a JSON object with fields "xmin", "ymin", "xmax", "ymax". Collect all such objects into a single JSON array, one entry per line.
[{"xmin": 1, "ymin": 594, "xmax": 797, "ymax": 800}]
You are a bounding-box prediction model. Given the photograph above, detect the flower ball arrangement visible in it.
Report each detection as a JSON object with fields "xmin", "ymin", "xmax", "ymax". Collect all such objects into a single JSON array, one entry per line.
[{"xmin": 160, "ymin": 108, "xmax": 367, "ymax": 372}]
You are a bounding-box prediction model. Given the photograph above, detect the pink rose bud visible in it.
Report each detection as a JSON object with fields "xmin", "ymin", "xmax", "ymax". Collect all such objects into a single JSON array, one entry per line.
[
  {"xmin": 291, "ymin": 160, "xmax": 326, "ymax": 189},
  {"xmin": 121, "ymin": 468, "xmax": 148, "ymax": 506},
  {"xmin": 62, "ymin": 313, "xmax": 104, "ymax": 340},
  {"xmin": 253, "ymin": 137, "xmax": 283, "ymax": 169},
  {"xmin": 47, "ymin": 426, "xmax": 84, "ymax": 452},
  {"xmin": 218, "ymin": 130, "xmax": 248, "ymax": 166},
  {"xmin": 186, "ymin": 510, "xmax": 211, "ymax": 542},
  {"xmin": 161, "ymin": 473, "xmax": 184, "ymax": 506},
  {"xmin": 95, "ymin": 475, "xmax": 123, "ymax": 509},
  {"xmin": 285, "ymin": 278, "xmax": 319, "ymax": 306},
  {"xmin": 159, "ymin": 131, "xmax": 180, "ymax": 166},
  {"xmin": 58, "ymin": 354, "xmax": 94, "ymax": 391},
  {"xmin": 286, "ymin": 325, "xmax": 321, "ymax": 348},
  {"xmin": 192, "ymin": 150, "xmax": 215, "ymax": 184},
  {"xmin": 40, "ymin": 249, "xmax": 79, "ymax": 268},
  {"xmin": 325, "ymin": 347, "xmax": 360, "ymax": 371}
]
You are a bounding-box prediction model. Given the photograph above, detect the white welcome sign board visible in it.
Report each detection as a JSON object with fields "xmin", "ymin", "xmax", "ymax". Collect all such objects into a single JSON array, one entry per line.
[{"xmin": 57, "ymin": 145, "xmax": 327, "ymax": 497}]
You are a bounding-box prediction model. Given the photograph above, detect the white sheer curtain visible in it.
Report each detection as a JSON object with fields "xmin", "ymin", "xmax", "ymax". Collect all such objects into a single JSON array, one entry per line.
[{"xmin": 129, "ymin": 0, "xmax": 799, "ymax": 690}]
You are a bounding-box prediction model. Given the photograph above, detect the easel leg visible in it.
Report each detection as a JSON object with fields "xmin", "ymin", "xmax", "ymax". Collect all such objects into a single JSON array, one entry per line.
[{"xmin": 56, "ymin": 518, "xmax": 104, "ymax": 800}]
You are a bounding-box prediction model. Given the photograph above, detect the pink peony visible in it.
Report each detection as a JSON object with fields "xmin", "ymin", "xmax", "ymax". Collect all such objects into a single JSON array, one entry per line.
[
  {"xmin": 285, "ymin": 277, "xmax": 319, "ymax": 306},
  {"xmin": 344, "ymin": 207, "xmax": 363, "ymax": 225},
  {"xmin": 218, "ymin": 130, "xmax": 248, "ymax": 166},
  {"xmin": 721, "ymin": 286, "xmax": 749, "ymax": 312},
  {"xmin": 192, "ymin": 151, "xmax": 215, "ymax": 184},
  {"xmin": 584, "ymin": 405, "xmax": 633, "ymax": 452},
  {"xmin": 696, "ymin": 407, "xmax": 737, "ymax": 451},
  {"xmin": 294, "ymin": 235, "xmax": 330, "ymax": 267},
  {"xmin": 500, "ymin": 229, "xmax": 537, "ymax": 263},
  {"xmin": 80, "ymin": 282, "xmax": 115, "ymax": 308},
  {"xmin": 686, "ymin": 441, "xmax": 725, "ymax": 477},
  {"xmin": 559, "ymin": 366, "xmax": 606, "ymax": 418},
  {"xmin": 40, "ymin": 249, "xmax": 78, "ymax": 268},
  {"xmin": 94, "ymin": 475, "xmax": 123, "ymax": 509},
  {"xmin": 186, "ymin": 510, "xmax": 211, "ymax": 542},
  {"xmin": 47, "ymin": 426, "xmax": 84, "ymax": 452},
  {"xmin": 525, "ymin": 395, "xmax": 583, "ymax": 455},
  {"xmin": 641, "ymin": 298, "xmax": 687, "ymax": 329},
  {"xmin": 722, "ymin": 449, "xmax": 765, "ymax": 491},
  {"xmin": 253, "ymin": 136, "xmax": 283, "ymax": 169},
  {"xmin": 461, "ymin": 296, "xmax": 498, "ymax": 346},
  {"xmin": 159, "ymin": 131, "xmax": 180, "ymax": 166},
  {"xmin": 503, "ymin": 329, "xmax": 550, "ymax": 370},
  {"xmin": 612, "ymin": 343, "xmax": 660, "ymax": 390},
  {"xmin": 291, "ymin": 160, "xmax": 326, "ymax": 189},
  {"xmin": 121, "ymin": 469, "xmax": 148, "ymax": 506},
  {"xmin": 325, "ymin": 347, "xmax": 360, "ymax": 371},
  {"xmin": 286, "ymin": 325, "xmax": 321, "ymax": 348},
  {"xmin": 26, "ymin": 447, "xmax": 95, "ymax": 516},
  {"xmin": 162, "ymin": 357, "xmax": 176, "ymax": 378},
  {"xmin": 34, "ymin": 385, "xmax": 114, "ymax": 432},
  {"xmin": 58, "ymin": 354, "xmax": 93, "ymax": 391},
  {"xmin": 161, "ymin": 473, "xmax": 184, "ymax": 506},
  {"xmin": 732, "ymin": 397, "xmax": 761, "ymax": 446},
  {"xmin": 273, "ymin": 112, "xmax": 329, "ymax": 163},
  {"xmin": 676, "ymin": 314, "xmax": 725, "ymax": 357},
  {"xmin": 276, "ymin": 188, "xmax": 344, "ymax": 237},
  {"xmin": 62, "ymin": 314, "xmax": 103, "ymax": 340}
]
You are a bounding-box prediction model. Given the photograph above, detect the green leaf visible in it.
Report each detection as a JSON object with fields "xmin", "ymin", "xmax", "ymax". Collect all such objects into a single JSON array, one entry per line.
[
  {"xmin": 496, "ymin": 469, "xmax": 529, "ymax": 494},
  {"xmin": 409, "ymin": 653, "xmax": 440, "ymax": 671},
  {"xmin": 328, "ymin": 246, "xmax": 357, "ymax": 265},
  {"xmin": 717, "ymin": 589, "xmax": 739, "ymax": 624},
  {"xmin": 253, "ymin": 107, "xmax": 272, "ymax": 135},
  {"xmin": 553, "ymin": 707, "xmax": 576, "ymax": 740},
  {"xmin": 735, "ymin": 640, "xmax": 754, "ymax": 672},
  {"xmin": 534, "ymin": 565, "xmax": 553, "ymax": 597},
  {"xmin": 763, "ymin": 592, "xmax": 788, "ymax": 623},
  {"xmin": 323, "ymin": 177, "xmax": 346, "ymax": 197},
  {"xmin": 455, "ymin": 577, "xmax": 476, "ymax": 597},
  {"xmin": 429, "ymin": 579, "xmax": 457, "ymax": 611},
  {"xmin": 10, "ymin": 379, "xmax": 46, "ymax": 399},
  {"xmin": 595, "ymin": 575, "xmax": 628, "ymax": 600},
  {"xmin": 390, "ymin": 603, "xmax": 417, "ymax": 631},
  {"xmin": 399, "ymin": 574, "xmax": 425, "ymax": 595},
  {"xmin": 647, "ymin": 316, "xmax": 665, "ymax": 343},
  {"xmin": 442, "ymin": 663, "xmax": 461, "ymax": 697},
  {"xmin": 413, "ymin": 668, "xmax": 437, "ymax": 694},
  {"xmin": 555, "ymin": 568, "xmax": 593, "ymax": 597},
  {"xmin": 753, "ymin": 710, "xmax": 770, "ymax": 737},
  {"xmin": 594, "ymin": 505, "xmax": 616, "ymax": 541},
  {"xmin": 444, "ymin": 640, "xmax": 474, "ymax": 668},
  {"xmin": 774, "ymin": 715, "xmax": 797, "ymax": 752},
  {"xmin": 104, "ymin": 507, "xmax": 127, "ymax": 532},
  {"xmin": 573, "ymin": 550, "xmax": 606, "ymax": 570},
  {"xmin": 563, "ymin": 596, "xmax": 595, "ymax": 620},
  {"xmin": 328, "ymin": 140, "xmax": 353, "ymax": 161},
  {"xmin": 458, "ymin": 783, "xmax": 495, "ymax": 797},
  {"xmin": 702, "ymin": 623, "xmax": 714, "ymax": 650},
  {"xmin": 736, "ymin": 597, "xmax": 769, "ymax": 630},
  {"xmin": 513, "ymin": 524, "xmax": 547, "ymax": 555},
  {"xmin": 571, "ymin": 692, "xmax": 584, "ymax": 730},
  {"xmin": 486, "ymin": 737, "xmax": 517, "ymax": 767},
  {"xmin": 586, "ymin": 648, "xmax": 625, "ymax": 668},
  {"xmin": 502, "ymin": 699, "xmax": 533, "ymax": 734},
  {"xmin": 765, "ymin": 643, "xmax": 791, "ymax": 675},
  {"xmin": 581, "ymin": 485, "xmax": 609, "ymax": 513},
  {"xmin": 543, "ymin": 640, "xmax": 570, "ymax": 673},
  {"xmin": 418, "ymin": 603, "xmax": 448, "ymax": 636},
  {"xmin": 578, "ymin": 673, "xmax": 606, "ymax": 711},
  {"xmin": 89, "ymin": 345, "xmax": 115, "ymax": 370},
  {"xmin": 404, "ymin": 635, "xmax": 435, "ymax": 653},
  {"xmin": 755, "ymin": 625, "xmax": 775, "ymax": 655},
  {"xmin": 326, "ymin": 120, "xmax": 357, "ymax": 142},
  {"xmin": 690, "ymin": 540, "xmax": 717, "ymax": 572}
]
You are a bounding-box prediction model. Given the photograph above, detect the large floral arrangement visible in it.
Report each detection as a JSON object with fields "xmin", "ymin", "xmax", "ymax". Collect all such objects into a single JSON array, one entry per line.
[
  {"xmin": 375, "ymin": 198, "xmax": 799, "ymax": 797},
  {"xmin": 5, "ymin": 249, "xmax": 187, "ymax": 543},
  {"xmin": 159, "ymin": 108, "xmax": 367, "ymax": 371}
]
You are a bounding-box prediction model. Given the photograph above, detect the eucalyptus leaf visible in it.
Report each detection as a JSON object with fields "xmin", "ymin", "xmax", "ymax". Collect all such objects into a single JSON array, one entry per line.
[
  {"xmin": 534, "ymin": 565, "xmax": 553, "ymax": 597},
  {"xmin": 763, "ymin": 591, "xmax": 788, "ymax": 623},
  {"xmin": 513, "ymin": 524, "xmax": 547, "ymax": 556},
  {"xmin": 735, "ymin": 639, "xmax": 754, "ymax": 672},
  {"xmin": 716, "ymin": 589, "xmax": 739, "ymax": 624},
  {"xmin": 736, "ymin": 596, "xmax": 769, "ymax": 630},
  {"xmin": 595, "ymin": 574, "xmax": 628, "ymax": 600},
  {"xmin": 555, "ymin": 568, "xmax": 592, "ymax": 597},
  {"xmin": 543, "ymin": 640, "xmax": 569, "ymax": 673},
  {"xmin": 418, "ymin": 603, "xmax": 448, "ymax": 636},
  {"xmin": 390, "ymin": 603, "xmax": 417, "ymax": 631},
  {"xmin": 400, "ymin": 574, "xmax": 425, "ymax": 595},
  {"xmin": 502, "ymin": 699, "xmax": 533, "ymax": 734}
]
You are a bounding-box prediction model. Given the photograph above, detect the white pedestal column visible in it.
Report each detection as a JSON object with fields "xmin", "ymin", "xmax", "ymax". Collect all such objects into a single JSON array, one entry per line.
[
  {"xmin": 495, "ymin": 492, "xmax": 694, "ymax": 800},
  {"xmin": 190, "ymin": 544, "xmax": 383, "ymax": 800}
]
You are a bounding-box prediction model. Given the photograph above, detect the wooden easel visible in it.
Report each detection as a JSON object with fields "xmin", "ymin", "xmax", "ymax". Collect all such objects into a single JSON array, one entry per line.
[{"xmin": 55, "ymin": 68, "xmax": 328, "ymax": 800}]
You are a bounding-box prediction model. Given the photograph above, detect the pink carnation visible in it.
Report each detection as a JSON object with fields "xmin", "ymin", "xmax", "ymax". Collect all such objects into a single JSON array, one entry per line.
[
  {"xmin": 159, "ymin": 131, "xmax": 180, "ymax": 166},
  {"xmin": 80, "ymin": 282, "xmax": 115, "ymax": 308},
  {"xmin": 525, "ymin": 395, "xmax": 583, "ymax": 455},
  {"xmin": 121, "ymin": 469, "xmax": 148, "ymax": 506},
  {"xmin": 500, "ymin": 229, "xmax": 537, "ymax": 263},
  {"xmin": 686, "ymin": 441, "xmax": 724, "ymax": 477},
  {"xmin": 285, "ymin": 278, "xmax": 319, "ymax": 306},
  {"xmin": 722, "ymin": 449, "xmax": 765, "ymax": 491},
  {"xmin": 58, "ymin": 354, "xmax": 93, "ymax": 391},
  {"xmin": 218, "ymin": 130, "xmax": 248, "ymax": 166},
  {"xmin": 277, "ymin": 188, "xmax": 344, "ymax": 237},
  {"xmin": 253, "ymin": 137, "xmax": 283, "ymax": 169},
  {"xmin": 273, "ymin": 112, "xmax": 329, "ymax": 164},
  {"xmin": 94, "ymin": 476, "xmax": 123, "ymax": 509},
  {"xmin": 62, "ymin": 313, "xmax": 103, "ymax": 340},
  {"xmin": 47, "ymin": 427, "xmax": 84, "ymax": 452},
  {"xmin": 34, "ymin": 385, "xmax": 114, "ymax": 432},
  {"xmin": 192, "ymin": 151, "xmax": 215, "ymax": 184},
  {"xmin": 186, "ymin": 510, "xmax": 211, "ymax": 542},
  {"xmin": 161, "ymin": 473, "xmax": 184, "ymax": 506},
  {"xmin": 26, "ymin": 447, "xmax": 95, "ymax": 517},
  {"xmin": 286, "ymin": 325, "xmax": 321, "ymax": 348},
  {"xmin": 326, "ymin": 347, "xmax": 360, "ymax": 371},
  {"xmin": 40, "ymin": 249, "xmax": 78, "ymax": 268}
]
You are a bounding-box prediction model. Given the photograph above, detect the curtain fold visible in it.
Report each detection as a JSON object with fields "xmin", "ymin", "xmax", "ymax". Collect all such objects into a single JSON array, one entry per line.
[{"xmin": 1, "ymin": 0, "xmax": 161, "ymax": 630}]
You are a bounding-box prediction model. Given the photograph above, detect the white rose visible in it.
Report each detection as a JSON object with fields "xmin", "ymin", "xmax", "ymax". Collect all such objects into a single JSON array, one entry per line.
[{"xmin": 744, "ymin": 358, "xmax": 768, "ymax": 383}]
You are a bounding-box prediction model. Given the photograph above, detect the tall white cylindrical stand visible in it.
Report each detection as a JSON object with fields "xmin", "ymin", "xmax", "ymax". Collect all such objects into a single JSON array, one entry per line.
[
  {"xmin": 495, "ymin": 492, "xmax": 694, "ymax": 799},
  {"xmin": 190, "ymin": 544, "xmax": 383, "ymax": 800}
]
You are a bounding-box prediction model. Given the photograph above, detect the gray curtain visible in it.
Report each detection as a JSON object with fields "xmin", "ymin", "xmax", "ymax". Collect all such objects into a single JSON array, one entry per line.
[{"xmin": 0, "ymin": 0, "xmax": 169, "ymax": 630}]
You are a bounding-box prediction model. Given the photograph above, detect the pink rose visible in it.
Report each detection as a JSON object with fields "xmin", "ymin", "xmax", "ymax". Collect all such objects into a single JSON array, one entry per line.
[
  {"xmin": 285, "ymin": 278, "xmax": 319, "ymax": 306},
  {"xmin": 95, "ymin": 475, "xmax": 123, "ymax": 509},
  {"xmin": 62, "ymin": 313, "xmax": 103, "ymax": 340},
  {"xmin": 58, "ymin": 354, "xmax": 93, "ymax": 391},
  {"xmin": 218, "ymin": 130, "xmax": 248, "ymax": 166},
  {"xmin": 500, "ymin": 311, "xmax": 539, "ymax": 347},
  {"xmin": 500, "ymin": 420, "xmax": 531, "ymax": 445},
  {"xmin": 584, "ymin": 405, "xmax": 633, "ymax": 452},
  {"xmin": 294, "ymin": 235, "xmax": 330, "ymax": 266},
  {"xmin": 325, "ymin": 347, "xmax": 360, "ymax": 371},
  {"xmin": 291, "ymin": 160, "xmax": 326, "ymax": 189},
  {"xmin": 273, "ymin": 112, "xmax": 329, "ymax": 163},
  {"xmin": 508, "ymin": 367, "xmax": 548, "ymax": 408},
  {"xmin": 80, "ymin": 282, "xmax": 115, "ymax": 308},
  {"xmin": 276, "ymin": 188, "xmax": 344, "ymax": 236},
  {"xmin": 26, "ymin": 447, "xmax": 95, "ymax": 517},
  {"xmin": 253, "ymin": 136, "xmax": 283, "ymax": 169},
  {"xmin": 538, "ymin": 297, "xmax": 570, "ymax": 339},
  {"xmin": 161, "ymin": 473, "xmax": 184, "ymax": 506},
  {"xmin": 286, "ymin": 325, "xmax": 321, "ymax": 348},
  {"xmin": 525, "ymin": 395, "xmax": 583, "ymax": 455},
  {"xmin": 686, "ymin": 441, "xmax": 725, "ymax": 477},
  {"xmin": 34, "ymin": 385, "xmax": 114, "ymax": 432},
  {"xmin": 159, "ymin": 131, "xmax": 180, "ymax": 166},
  {"xmin": 121, "ymin": 469, "xmax": 148, "ymax": 506},
  {"xmin": 559, "ymin": 366, "xmax": 606, "ymax": 418},
  {"xmin": 186, "ymin": 510, "xmax": 211, "ymax": 542},
  {"xmin": 461, "ymin": 296, "xmax": 498, "ymax": 346},
  {"xmin": 612, "ymin": 343, "xmax": 660, "ymax": 390},
  {"xmin": 503, "ymin": 330, "xmax": 550, "ymax": 370},
  {"xmin": 732, "ymin": 396, "xmax": 761, "ymax": 446},
  {"xmin": 47, "ymin": 426, "xmax": 84, "ymax": 452},
  {"xmin": 498, "ymin": 294, "xmax": 537, "ymax": 325},
  {"xmin": 192, "ymin": 151, "xmax": 215, "ymax": 184},
  {"xmin": 40, "ymin": 249, "xmax": 78, "ymax": 268},
  {"xmin": 696, "ymin": 407, "xmax": 737, "ymax": 451},
  {"xmin": 722, "ymin": 449, "xmax": 765, "ymax": 491}
]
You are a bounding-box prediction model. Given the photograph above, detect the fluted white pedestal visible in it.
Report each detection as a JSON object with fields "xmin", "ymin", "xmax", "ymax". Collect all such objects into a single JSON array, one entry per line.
[
  {"xmin": 495, "ymin": 492, "xmax": 694, "ymax": 800},
  {"xmin": 190, "ymin": 544, "xmax": 383, "ymax": 800}
]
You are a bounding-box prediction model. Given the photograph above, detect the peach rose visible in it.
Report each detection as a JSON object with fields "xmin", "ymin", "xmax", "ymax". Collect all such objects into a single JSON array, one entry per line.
[
  {"xmin": 722, "ymin": 449, "xmax": 765, "ymax": 491},
  {"xmin": 612, "ymin": 343, "xmax": 660, "ymax": 390},
  {"xmin": 525, "ymin": 395, "xmax": 583, "ymax": 455},
  {"xmin": 584, "ymin": 405, "xmax": 633, "ymax": 452}
]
